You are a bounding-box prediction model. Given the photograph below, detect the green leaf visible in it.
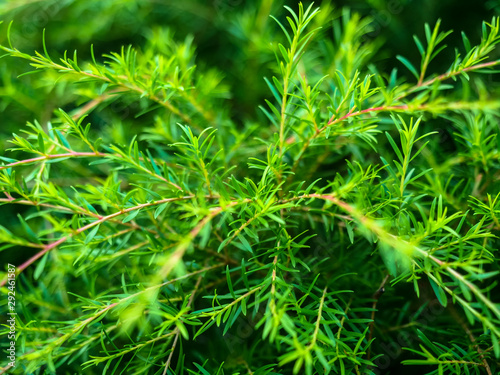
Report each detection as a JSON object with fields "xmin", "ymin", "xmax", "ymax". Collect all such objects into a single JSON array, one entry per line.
[
  {"xmin": 38, "ymin": 133, "xmax": 45, "ymax": 154},
  {"xmin": 428, "ymin": 277, "xmax": 448, "ymax": 307},
  {"xmin": 193, "ymin": 363, "xmax": 211, "ymax": 375},
  {"xmin": 492, "ymin": 331, "xmax": 500, "ymax": 358},
  {"xmin": 241, "ymin": 259, "xmax": 250, "ymax": 290},
  {"xmin": 346, "ymin": 221, "xmax": 354, "ymax": 244},
  {"xmin": 34, "ymin": 252, "xmax": 49, "ymax": 280},
  {"xmin": 396, "ymin": 55, "xmax": 420, "ymax": 80},
  {"xmin": 154, "ymin": 202, "xmax": 169, "ymax": 219},
  {"xmin": 85, "ymin": 224, "xmax": 100, "ymax": 244},
  {"xmin": 241, "ymin": 298, "xmax": 247, "ymax": 316},
  {"xmin": 17, "ymin": 214, "xmax": 40, "ymax": 243},
  {"xmin": 122, "ymin": 209, "xmax": 140, "ymax": 223},
  {"xmin": 385, "ymin": 131, "xmax": 404, "ymax": 164},
  {"xmin": 55, "ymin": 129, "xmax": 71, "ymax": 149},
  {"xmin": 176, "ymin": 321, "xmax": 189, "ymax": 340},
  {"xmin": 264, "ymin": 77, "xmax": 283, "ymax": 105},
  {"xmin": 226, "ymin": 266, "xmax": 236, "ymax": 299}
]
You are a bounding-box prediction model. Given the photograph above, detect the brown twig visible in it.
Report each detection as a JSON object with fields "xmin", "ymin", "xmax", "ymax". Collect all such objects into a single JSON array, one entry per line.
[
  {"xmin": 448, "ymin": 304, "xmax": 493, "ymax": 375},
  {"xmin": 0, "ymin": 196, "xmax": 195, "ymax": 287},
  {"xmin": 162, "ymin": 272, "xmax": 204, "ymax": 375},
  {"xmin": 367, "ymin": 273, "xmax": 390, "ymax": 360}
]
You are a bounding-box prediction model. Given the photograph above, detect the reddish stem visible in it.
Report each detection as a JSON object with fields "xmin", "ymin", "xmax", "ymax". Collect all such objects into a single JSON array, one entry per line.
[{"xmin": 0, "ymin": 196, "xmax": 194, "ymax": 287}]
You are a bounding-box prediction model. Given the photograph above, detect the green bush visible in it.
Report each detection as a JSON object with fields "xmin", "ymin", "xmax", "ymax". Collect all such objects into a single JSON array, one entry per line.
[{"xmin": 1, "ymin": 1, "xmax": 499, "ymax": 374}]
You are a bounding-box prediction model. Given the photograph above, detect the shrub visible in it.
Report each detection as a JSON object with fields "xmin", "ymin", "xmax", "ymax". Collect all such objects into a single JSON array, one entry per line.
[{"xmin": 0, "ymin": 2, "xmax": 499, "ymax": 374}]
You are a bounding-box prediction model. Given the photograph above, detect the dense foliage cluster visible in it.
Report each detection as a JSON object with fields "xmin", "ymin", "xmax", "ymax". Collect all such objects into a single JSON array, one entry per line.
[{"xmin": 1, "ymin": 1, "xmax": 500, "ymax": 374}]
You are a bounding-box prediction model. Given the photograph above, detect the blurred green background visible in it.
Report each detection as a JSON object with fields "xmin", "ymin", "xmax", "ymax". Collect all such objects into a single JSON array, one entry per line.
[
  {"xmin": 0, "ymin": 1, "xmax": 498, "ymax": 373},
  {"xmin": 0, "ymin": 0, "xmax": 496, "ymax": 132}
]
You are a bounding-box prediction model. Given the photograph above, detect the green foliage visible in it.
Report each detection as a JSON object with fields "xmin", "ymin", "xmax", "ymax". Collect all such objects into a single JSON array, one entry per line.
[{"xmin": 0, "ymin": 1, "xmax": 500, "ymax": 374}]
